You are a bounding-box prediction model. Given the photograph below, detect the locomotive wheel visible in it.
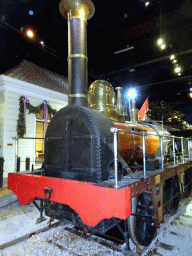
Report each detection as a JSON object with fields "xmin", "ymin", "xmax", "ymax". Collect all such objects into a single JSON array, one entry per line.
[
  {"xmin": 128, "ymin": 193, "xmax": 156, "ymax": 247},
  {"xmin": 164, "ymin": 179, "xmax": 180, "ymax": 215},
  {"xmin": 184, "ymin": 169, "xmax": 192, "ymax": 197}
]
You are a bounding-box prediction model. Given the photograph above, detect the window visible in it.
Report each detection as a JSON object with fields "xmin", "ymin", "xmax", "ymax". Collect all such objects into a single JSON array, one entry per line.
[{"xmin": 35, "ymin": 110, "xmax": 50, "ymax": 166}]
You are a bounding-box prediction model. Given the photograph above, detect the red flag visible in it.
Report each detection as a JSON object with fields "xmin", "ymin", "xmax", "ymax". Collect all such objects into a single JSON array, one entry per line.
[{"xmin": 138, "ymin": 98, "xmax": 149, "ymax": 120}]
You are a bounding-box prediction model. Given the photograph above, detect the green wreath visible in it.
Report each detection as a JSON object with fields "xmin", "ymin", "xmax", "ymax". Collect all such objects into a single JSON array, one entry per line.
[{"xmin": 17, "ymin": 96, "xmax": 57, "ymax": 138}]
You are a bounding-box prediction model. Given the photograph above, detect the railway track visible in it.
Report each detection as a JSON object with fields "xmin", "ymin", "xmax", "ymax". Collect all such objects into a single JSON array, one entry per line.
[
  {"xmin": 63, "ymin": 226, "xmax": 125, "ymax": 252},
  {"xmin": 0, "ymin": 221, "xmax": 126, "ymax": 255},
  {"xmin": 0, "ymin": 221, "xmax": 61, "ymax": 251},
  {"xmin": 0, "ymin": 215, "xmax": 122, "ymax": 255},
  {"xmin": 1, "ymin": 192, "xmax": 191, "ymax": 256},
  {"xmin": 142, "ymin": 193, "xmax": 192, "ymax": 255}
]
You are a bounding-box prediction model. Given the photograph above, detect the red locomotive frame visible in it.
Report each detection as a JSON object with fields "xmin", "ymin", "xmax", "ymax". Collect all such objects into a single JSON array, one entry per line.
[
  {"xmin": 8, "ymin": 161, "xmax": 191, "ymax": 227},
  {"xmin": 8, "ymin": 173, "xmax": 131, "ymax": 226}
]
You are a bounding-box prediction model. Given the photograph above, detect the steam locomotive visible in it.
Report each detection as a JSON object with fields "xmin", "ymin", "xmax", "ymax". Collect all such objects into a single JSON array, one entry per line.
[{"xmin": 8, "ymin": 0, "xmax": 192, "ymax": 252}]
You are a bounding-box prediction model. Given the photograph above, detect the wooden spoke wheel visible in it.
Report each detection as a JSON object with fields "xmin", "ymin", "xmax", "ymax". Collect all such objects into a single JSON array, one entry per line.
[
  {"xmin": 184, "ymin": 169, "xmax": 192, "ymax": 197},
  {"xmin": 128, "ymin": 193, "xmax": 156, "ymax": 247},
  {"xmin": 164, "ymin": 178, "xmax": 180, "ymax": 215}
]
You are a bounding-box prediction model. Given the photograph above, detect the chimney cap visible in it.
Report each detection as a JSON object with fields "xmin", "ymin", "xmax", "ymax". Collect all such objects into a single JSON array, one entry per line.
[{"xmin": 59, "ymin": 0, "xmax": 95, "ymax": 20}]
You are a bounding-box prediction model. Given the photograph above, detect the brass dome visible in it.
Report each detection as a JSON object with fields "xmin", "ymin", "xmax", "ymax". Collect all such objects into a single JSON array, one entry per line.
[{"xmin": 88, "ymin": 80, "xmax": 125, "ymax": 122}]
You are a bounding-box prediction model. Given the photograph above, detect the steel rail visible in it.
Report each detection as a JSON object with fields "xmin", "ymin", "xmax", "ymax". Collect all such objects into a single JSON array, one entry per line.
[{"xmin": 0, "ymin": 221, "xmax": 61, "ymax": 251}]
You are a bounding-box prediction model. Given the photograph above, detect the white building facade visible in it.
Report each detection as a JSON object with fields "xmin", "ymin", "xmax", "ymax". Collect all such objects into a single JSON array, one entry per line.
[{"xmin": 0, "ymin": 61, "xmax": 68, "ymax": 178}]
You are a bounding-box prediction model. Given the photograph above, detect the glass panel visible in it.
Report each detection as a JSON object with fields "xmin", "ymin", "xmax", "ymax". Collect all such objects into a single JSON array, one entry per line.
[
  {"xmin": 35, "ymin": 110, "xmax": 51, "ymax": 167},
  {"xmin": 35, "ymin": 121, "xmax": 45, "ymax": 166}
]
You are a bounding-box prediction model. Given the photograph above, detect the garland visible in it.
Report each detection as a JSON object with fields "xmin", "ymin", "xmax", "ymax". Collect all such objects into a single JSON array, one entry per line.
[{"xmin": 17, "ymin": 96, "xmax": 57, "ymax": 138}]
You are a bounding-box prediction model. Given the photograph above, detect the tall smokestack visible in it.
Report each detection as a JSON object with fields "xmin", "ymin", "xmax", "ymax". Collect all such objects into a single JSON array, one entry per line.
[{"xmin": 59, "ymin": 0, "xmax": 95, "ymax": 106}]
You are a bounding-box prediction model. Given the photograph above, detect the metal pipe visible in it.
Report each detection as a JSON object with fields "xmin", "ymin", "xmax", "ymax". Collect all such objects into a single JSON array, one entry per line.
[
  {"xmin": 116, "ymin": 87, "xmax": 125, "ymax": 116},
  {"xmin": 110, "ymin": 127, "xmax": 119, "ymax": 188},
  {"xmin": 188, "ymin": 139, "xmax": 191, "ymax": 160},
  {"xmin": 129, "ymin": 98, "xmax": 138, "ymax": 123},
  {"xmin": 15, "ymin": 137, "xmax": 45, "ymax": 140},
  {"xmin": 142, "ymin": 132, "xmax": 146, "ymax": 179},
  {"xmin": 160, "ymin": 135, "xmax": 164, "ymax": 170},
  {"xmin": 59, "ymin": 0, "xmax": 95, "ymax": 106},
  {"xmin": 172, "ymin": 136, "xmax": 176, "ymax": 165},
  {"xmin": 114, "ymin": 46, "xmax": 134, "ymax": 55},
  {"xmin": 12, "ymin": 137, "xmax": 18, "ymax": 173},
  {"xmin": 181, "ymin": 137, "xmax": 184, "ymax": 163}
]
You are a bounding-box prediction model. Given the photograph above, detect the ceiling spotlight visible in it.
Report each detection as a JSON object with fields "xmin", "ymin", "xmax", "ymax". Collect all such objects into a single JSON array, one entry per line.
[
  {"xmin": 157, "ymin": 38, "xmax": 163, "ymax": 45},
  {"xmin": 174, "ymin": 66, "xmax": 181, "ymax": 73},
  {"xmin": 190, "ymin": 88, "xmax": 192, "ymax": 98},
  {"xmin": 29, "ymin": 10, "xmax": 34, "ymax": 16},
  {"xmin": 26, "ymin": 29, "xmax": 34, "ymax": 38},
  {"xmin": 178, "ymin": 73, "xmax": 181, "ymax": 76},
  {"xmin": 40, "ymin": 41, "xmax": 45, "ymax": 46},
  {"xmin": 160, "ymin": 43, "xmax": 166, "ymax": 50},
  {"xmin": 170, "ymin": 54, "xmax": 175, "ymax": 60},
  {"xmin": 1, "ymin": 15, "xmax": 6, "ymax": 21},
  {"xmin": 142, "ymin": 0, "xmax": 150, "ymax": 7},
  {"xmin": 172, "ymin": 59, "xmax": 177, "ymax": 64},
  {"xmin": 128, "ymin": 89, "xmax": 137, "ymax": 99}
]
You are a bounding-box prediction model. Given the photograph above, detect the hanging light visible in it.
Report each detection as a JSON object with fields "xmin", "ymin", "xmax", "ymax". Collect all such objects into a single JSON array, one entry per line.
[
  {"xmin": 157, "ymin": 37, "xmax": 166, "ymax": 50},
  {"xmin": 26, "ymin": 29, "xmax": 35, "ymax": 39},
  {"xmin": 157, "ymin": 0, "xmax": 164, "ymax": 48},
  {"xmin": 157, "ymin": 38, "xmax": 163, "ymax": 45}
]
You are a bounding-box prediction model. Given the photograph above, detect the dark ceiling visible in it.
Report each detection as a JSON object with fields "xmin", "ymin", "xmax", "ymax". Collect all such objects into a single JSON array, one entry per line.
[{"xmin": 0, "ymin": 0, "xmax": 192, "ymax": 114}]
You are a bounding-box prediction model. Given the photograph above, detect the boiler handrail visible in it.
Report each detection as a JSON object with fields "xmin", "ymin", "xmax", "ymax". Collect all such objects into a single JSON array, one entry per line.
[{"xmin": 110, "ymin": 127, "xmax": 192, "ymax": 186}]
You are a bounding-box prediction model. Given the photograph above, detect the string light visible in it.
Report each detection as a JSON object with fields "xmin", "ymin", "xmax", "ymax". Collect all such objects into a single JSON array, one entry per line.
[
  {"xmin": 174, "ymin": 65, "xmax": 183, "ymax": 76},
  {"xmin": 169, "ymin": 54, "xmax": 183, "ymax": 75},
  {"xmin": 157, "ymin": 37, "xmax": 166, "ymax": 50}
]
